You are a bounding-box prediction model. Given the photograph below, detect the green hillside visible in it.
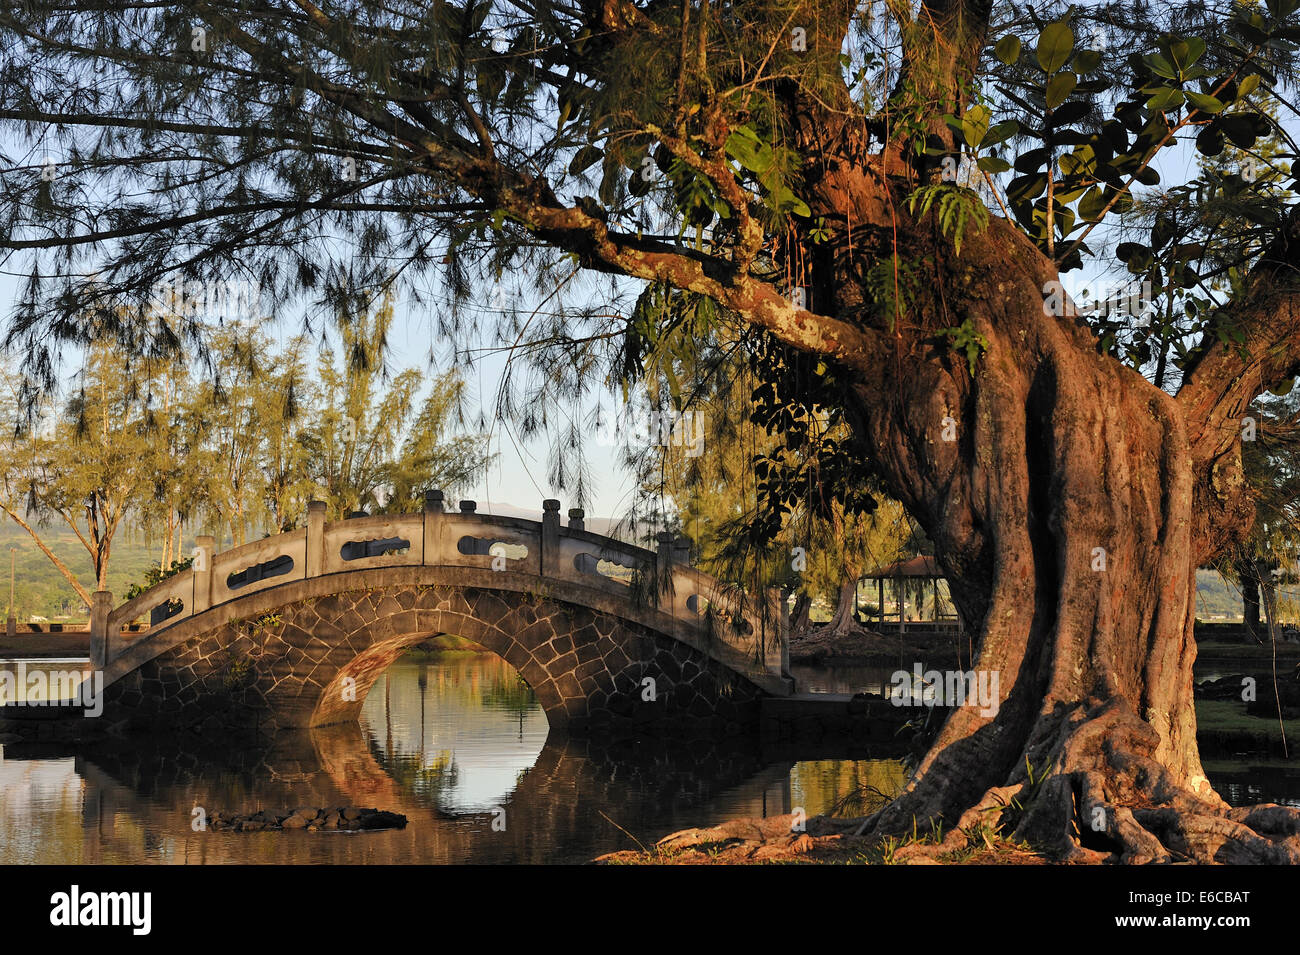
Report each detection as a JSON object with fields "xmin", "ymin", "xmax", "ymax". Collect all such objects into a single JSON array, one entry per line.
[{"xmin": 0, "ymin": 520, "xmax": 174, "ymax": 621}]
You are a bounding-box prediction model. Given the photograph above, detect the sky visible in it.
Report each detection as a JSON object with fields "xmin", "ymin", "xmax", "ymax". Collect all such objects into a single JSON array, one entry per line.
[{"xmin": 381, "ymin": 284, "xmax": 642, "ymax": 520}]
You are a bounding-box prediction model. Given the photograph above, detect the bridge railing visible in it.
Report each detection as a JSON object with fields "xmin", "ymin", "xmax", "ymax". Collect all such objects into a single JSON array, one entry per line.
[
  {"xmin": 321, "ymin": 514, "xmax": 425, "ymax": 573},
  {"xmin": 209, "ymin": 528, "xmax": 308, "ymax": 607},
  {"xmin": 92, "ymin": 493, "xmax": 789, "ymax": 686},
  {"xmin": 104, "ymin": 572, "xmax": 194, "ymax": 642}
]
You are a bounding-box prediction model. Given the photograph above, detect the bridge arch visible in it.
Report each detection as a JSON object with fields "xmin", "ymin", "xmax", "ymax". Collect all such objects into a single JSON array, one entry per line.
[{"xmin": 96, "ymin": 497, "xmax": 792, "ymax": 737}]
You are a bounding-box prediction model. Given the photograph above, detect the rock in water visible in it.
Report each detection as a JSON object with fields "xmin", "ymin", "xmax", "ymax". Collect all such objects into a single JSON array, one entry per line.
[
  {"xmin": 203, "ymin": 807, "xmax": 407, "ymax": 832},
  {"xmin": 358, "ymin": 810, "xmax": 407, "ymax": 830}
]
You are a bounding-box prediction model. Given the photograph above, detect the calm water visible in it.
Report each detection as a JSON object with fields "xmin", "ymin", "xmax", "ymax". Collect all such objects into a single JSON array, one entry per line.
[
  {"xmin": 792, "ymin": 662, "xmax": 1300, "ymax": 809},
  {"xmin": 2, "ymin": 652, "xmax": 1297, "ymax": 864},
  {"xmin": 0, "ymin": 653, "xmax": 906, "ymax": 864}
]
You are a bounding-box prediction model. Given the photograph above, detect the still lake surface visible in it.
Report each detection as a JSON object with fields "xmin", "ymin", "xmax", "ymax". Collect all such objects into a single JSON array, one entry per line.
[{"xmin": 0, "ymin": 652, "xmax": 1295, "ymax": 863}]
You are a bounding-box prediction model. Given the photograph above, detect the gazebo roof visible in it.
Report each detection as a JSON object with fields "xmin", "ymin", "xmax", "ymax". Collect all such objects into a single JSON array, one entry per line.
[{"xmin": 865, "ymin": 555, "xmax": 943, "ymax": 579}]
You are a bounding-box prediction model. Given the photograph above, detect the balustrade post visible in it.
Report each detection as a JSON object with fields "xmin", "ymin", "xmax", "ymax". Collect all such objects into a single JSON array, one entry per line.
[
  {"xmin": 541, "ymin": 499, "xmax": 561, "ymax": 577},
  {"xmin": 89, "ymin": 590, "xmax": 113, "ymax": 669},
  {"xmin": 423, "ymin": 489, "xmax": 445, "ymax": 566},
  {"xmin": 567, "ymin": 507, "xmax": 585, "ymax": 533},
  {"xmin": 655, "ymin": 531, "xmax": 675, "ymax": 605},
  {"xmin": 671, "ymin": 534, "xmax": 692, "ymax": 566},
  {"xmin": 192, "ymin": 534, "xmax": 214, "ymax": 613},
  {"xmin": 306, "ymin": 501, "xmax": 327, "ymax": 578}
]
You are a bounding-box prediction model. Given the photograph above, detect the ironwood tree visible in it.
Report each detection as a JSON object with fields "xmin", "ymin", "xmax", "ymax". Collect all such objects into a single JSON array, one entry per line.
[
  {"xmin": 5, "ymin": 0, "xmax": 1300, "ymax": 861},
  {"xmin": 0, "ymin": 341, "xmax": 177, "ymax": 602}
]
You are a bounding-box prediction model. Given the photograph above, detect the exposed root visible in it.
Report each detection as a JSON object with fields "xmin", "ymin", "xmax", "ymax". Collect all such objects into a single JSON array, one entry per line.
[{"xmin": 869, "ymin": 696, "xmax": 1300, "ymax": 864}]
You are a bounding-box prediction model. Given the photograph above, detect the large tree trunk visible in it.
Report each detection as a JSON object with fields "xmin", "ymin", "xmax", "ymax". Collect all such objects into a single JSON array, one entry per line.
[{"xmin": 815, "ymin": 206, "xmax": 1300, "ymax": 861}]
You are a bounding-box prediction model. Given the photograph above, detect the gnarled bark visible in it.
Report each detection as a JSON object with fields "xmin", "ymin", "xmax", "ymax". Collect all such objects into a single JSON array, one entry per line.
[{"xmin": 812, "ymin": 204, "xmax": 1300, "ymax": 862}]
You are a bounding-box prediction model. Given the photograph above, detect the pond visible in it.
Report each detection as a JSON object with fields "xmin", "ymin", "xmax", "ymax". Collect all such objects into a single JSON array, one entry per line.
[
  {"xmin": 0, "ymin": 651, "xmax": 1293, "ymax": 863},
  {"xmin": 0, "ymin": 652, "xmax": 903, "ymax": 864}
]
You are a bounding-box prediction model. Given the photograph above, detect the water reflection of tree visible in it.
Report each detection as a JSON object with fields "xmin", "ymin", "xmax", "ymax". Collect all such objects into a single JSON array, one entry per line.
[
  {"xmin": 479, "ymin": 671, "xmax": 537, "ymax": 722},
  {"xmin": 792, "ymin": 760, "xmax": 907, "ymax": 818},
  {"xmin": 371, "ymin": 748, "xmax": 460, "ymax": 802}
]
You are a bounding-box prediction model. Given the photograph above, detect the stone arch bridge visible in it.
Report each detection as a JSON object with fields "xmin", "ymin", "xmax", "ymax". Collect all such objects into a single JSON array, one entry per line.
[{"xmin": 92, "ymin": 494, "xmax": 792, "ymax": 736}]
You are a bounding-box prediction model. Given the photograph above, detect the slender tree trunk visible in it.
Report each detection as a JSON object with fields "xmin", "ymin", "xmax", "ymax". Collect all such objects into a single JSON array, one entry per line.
[
  {"xmin": 0, "ymin": 508, "xmax": 92, "ymax": 607},
  {"xmin": 1239, "ymin": 560, "xmax": 1263, "ymax": 643},
  {"xmin": 790, "ymin": 592, "xmax": 812, "ymax": 633},
  {"xmin": 827, "ymin": 575, "xmax": 861, "ymax": 635}
]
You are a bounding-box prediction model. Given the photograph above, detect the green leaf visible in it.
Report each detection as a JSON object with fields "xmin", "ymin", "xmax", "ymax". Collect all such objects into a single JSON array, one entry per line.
[
  {"xmin": 1269, "ymin": 376, "xmax": 1297, "ymax": 397},
  {"xmin": 1053, "ymin": 204, "xmax": 1076, "ymax": 237},
  {"xmin": 1014, "ymin": 146, "xmax": 1051, "ymax": 174},
  {"xmin": 628, "ymin": 168, "xmax": 653, "ymax": 197},
  {"xmin": 1049, "ymin": 100, "xmax": 1092, "ymax": 128},
  {"xmin": 569, "ymin": 145, "xmax": 603, "ymax": 175},
  {"xmin": 1077, "ymin": 185, "xmax": 1107, "ymax": 221},
  {"xmin": 1058, "ymin": 145, "xmax": 1095, "ymax": 178},
  {"xmin": 1185, "ymin": 90, "xmax": 1225, "ymax": 114},
  {"xmin": 1116, "ymin": 241, "xmax": 1151, "ymax": 262},
  {"xmin": 1142, "ymin": 53, "xmax": 1179, "ymax": 80},
  {"xmin": 1236, "ymin": 74, "xmax": 1262, "ymax": 100},
  {"xmin": 768, "ymin": 179, "xmax": 811, "ymax": 217},
  {"xmin": 1146, "ymin": 87, "xmax": 1185, "ymax": 111},
  {"xmin": 1036, "ymin": 22, "xmax": 1075, "ymax": 74},
  {"xmin": 995, "ymin": 35, "xmax": 1022, "ymax": 65},
  {"xmin": 1046, "ymin": 72, "xmax": 1078, "ymax": 109},
  {"xmin": 1168, "ymin": 37, "xmax": 1207, "ymax": 71},
  {"xmin": 1151, "ymin": 215, "xmax": 1176, "ymax": 251},
  {"xmin": 1072, "ymin": 49, "xmax": 1102, "ymax": 74},
  {"xmin": 724, "ymin": 129, "xmax": 775, "ymax": 174},
  {"xmin": 1220, "ymin": 114, "xmax": 1258, "ymax": 147},
  {"xmin": 962, "ymin": 104, "xmax": 992, "ymax": 150},
  {"xmin": 1006, "ymin": 172, "xmax": 1048, "ymax": 203},
  {"xmin": 976, "ymin": 155, "xmax": 1012, "ymax": 174},
  {"xmin": 981, "ymin": 120, "xmax": 1020, "ymax": 149},
  {"xmin": 1054, "ymin": 185, "xmax": 1088, "ymax": 204},
  {"xmin": 1196, "ymin": 124, "xmax": 1225, "ymax": 156}
]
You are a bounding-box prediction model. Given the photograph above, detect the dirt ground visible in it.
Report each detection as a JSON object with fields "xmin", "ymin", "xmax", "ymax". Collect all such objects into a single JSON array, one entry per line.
[{"xmin": 594, "ymin": 812, "xmax": 1052, "ymax": 865}]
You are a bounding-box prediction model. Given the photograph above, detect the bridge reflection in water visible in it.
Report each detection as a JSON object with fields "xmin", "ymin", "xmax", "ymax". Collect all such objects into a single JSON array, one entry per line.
[{"xmin": 0, "ymin": 653, "xmax": 908, "ymax": 864}]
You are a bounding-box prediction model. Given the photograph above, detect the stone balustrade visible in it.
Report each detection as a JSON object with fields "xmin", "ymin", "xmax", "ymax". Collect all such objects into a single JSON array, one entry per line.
[{"xmin": 90, "ymin": 493, "xmax": 789, "ymax": 693}]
